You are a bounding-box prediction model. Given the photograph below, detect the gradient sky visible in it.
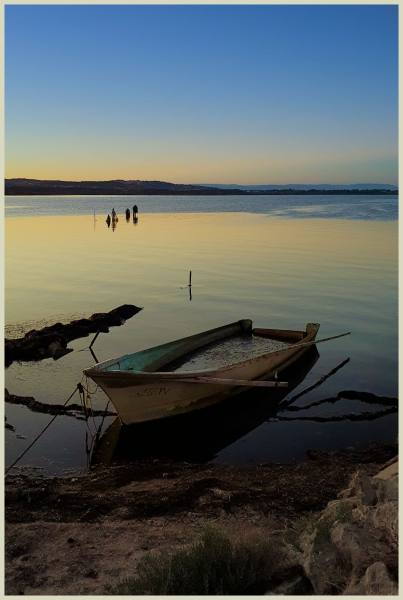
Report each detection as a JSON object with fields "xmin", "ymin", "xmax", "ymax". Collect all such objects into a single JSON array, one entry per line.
[{"xmin": 5, "ymin": 4, "xmax": 398, "ymax": 184}]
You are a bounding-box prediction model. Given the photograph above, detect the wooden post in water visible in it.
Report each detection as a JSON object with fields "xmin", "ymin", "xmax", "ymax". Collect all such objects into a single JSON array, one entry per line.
[{"xmin": 189, "ymin": 270, "xmax": 192, "ymax": 287}]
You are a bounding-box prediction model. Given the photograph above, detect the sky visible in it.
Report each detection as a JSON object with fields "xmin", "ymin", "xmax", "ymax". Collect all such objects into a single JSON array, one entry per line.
[{"xmin": 5, "ymin": 4, "xmax": 398, "ymax": 185}]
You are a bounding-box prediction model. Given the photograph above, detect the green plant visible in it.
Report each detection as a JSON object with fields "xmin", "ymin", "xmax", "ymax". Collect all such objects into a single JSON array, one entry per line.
[
  {"xmin": 334, "ymin": 502, "xmax": 353, "ymax": 524},
  {"xmin": 107, "ymin": 528, "xmax": 280, "ymax": 595}
]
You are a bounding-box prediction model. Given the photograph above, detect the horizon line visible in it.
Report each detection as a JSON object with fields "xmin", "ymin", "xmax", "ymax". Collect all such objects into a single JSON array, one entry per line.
[{"xmin": 5, "ymin": 177, "xmax": 398, "ymax": 188}]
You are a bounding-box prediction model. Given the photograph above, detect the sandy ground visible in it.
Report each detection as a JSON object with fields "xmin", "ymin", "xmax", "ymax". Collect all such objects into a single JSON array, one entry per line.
[{"xmin": 5, "ymin": 444, "xmax": 396, "ymax": 595}]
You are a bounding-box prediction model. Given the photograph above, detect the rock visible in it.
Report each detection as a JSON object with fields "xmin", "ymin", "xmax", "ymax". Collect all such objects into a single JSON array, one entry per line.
[
  {"xmin": 109, "ymin": 304, "xmax": 140, "ymax": 320},
  {"xmin": 330, "ymin": 521, "xmax": 385, "ymax": 574},
  {"xmin": 371, "ymin": 502, "xmax": 398, "ymax": 546},
  {"xmin": 35, "ymin": 323, "xmax": 64, "ymax": 336},
  {"xmin": 52, "ymin": 347, "xmax": 74, "ymax": 360},
  {"xmin": 338, "ymin": 471, "xmax": 377, "ymax": 505},
  {"xmin": 69, "ymin": 320, "xmax": 95, "ymax": 338},
  {"xmin": 300, "ymin": 518, "xmax": 345, "ymax": 594},
  {"xmin": 321, "ymin": 497, "xmax": 357, "ymax": 522},
  {"xmin": 348, "ymin": 561, "xmax": 398, "ymax": 595},
  {"xmin": 210, "ymin": 488, "xmax": 232, "ymax": 502},
  {"xmin": 89, "ymin": 313, "xmax": 108, "ymax": 321},
  {"xmin": 379, "ymin": 478, "xmax": 398, "ymax": 503},
  {"xmin": 5, "ymin": 304, "xmax": 142, "ymax": 366},
  {"xmin": 47, "ymin": 338, "xmax": 67, "ymax": 357},
  {"xmin": 299, "ymin": 464, "xmax": 398, "ymax": 595}
]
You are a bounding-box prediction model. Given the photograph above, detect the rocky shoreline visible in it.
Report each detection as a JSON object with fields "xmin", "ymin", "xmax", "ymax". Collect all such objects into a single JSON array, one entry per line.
[
  {"xmin": 5, "ymin": 444, "xmax": 398, "ymax": 595},
  {"xmin": 5, "ymin": 304, "xmax": 142, "ymax": 366}
]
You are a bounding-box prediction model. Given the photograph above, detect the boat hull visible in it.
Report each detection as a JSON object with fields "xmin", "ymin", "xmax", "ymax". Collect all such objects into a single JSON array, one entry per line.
[{"xmin": 86, "ymin": 322, "xmax": 320, "ymax": 425}]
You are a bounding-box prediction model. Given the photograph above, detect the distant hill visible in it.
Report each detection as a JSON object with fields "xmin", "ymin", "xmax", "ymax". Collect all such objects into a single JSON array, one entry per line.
[
  {"xmin": 5, "ymin": 178, "xmax": 398, "ymax": 196},
  {"xmin": 5, "ymin": 178, "xmax": 240, "ymax": 196},
  {"xmin": 199, "ymin": 183, "xmax": 398, "ymax": 191}
]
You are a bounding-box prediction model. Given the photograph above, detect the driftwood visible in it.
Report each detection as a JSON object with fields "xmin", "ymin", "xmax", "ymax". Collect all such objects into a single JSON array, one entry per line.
[
  {"xmin": 5, "ymin": 389, "xmax": 116, "ymax": 420},
  {"xmin": 5, "ymin": 304, "xmax": 142, "ymax": 366},
  {"xmin": 282, "ymin": 391, "xmax": 398, "ymax": 413}
]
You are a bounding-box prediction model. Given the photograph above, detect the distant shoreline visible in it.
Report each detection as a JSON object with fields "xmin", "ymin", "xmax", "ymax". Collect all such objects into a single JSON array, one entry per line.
[
  {"xmin": 5, "ymin": 187, "xmax": 398, "ymax": 197},
  {"xmin": 4, "ymin": 178, "xmax": 397, "ymax": 196}
]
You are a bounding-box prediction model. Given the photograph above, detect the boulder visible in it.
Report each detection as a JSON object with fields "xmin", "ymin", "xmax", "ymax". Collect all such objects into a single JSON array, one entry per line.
[
  {"xmin": 338, "ymin": 471, "xmax": 377, "ymax": 505},
  {"xmin": 347, "ymin": 561, "xmax": 398, "ymax": 595},
  {"xmin": 299, "ymin": 463, "xmax": 398, "ymax": 595}
]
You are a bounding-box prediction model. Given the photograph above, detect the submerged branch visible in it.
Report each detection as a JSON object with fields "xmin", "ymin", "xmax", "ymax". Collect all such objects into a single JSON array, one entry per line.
[
  {"xmin": 281, "ymin": 390, "xmax": 398, "ymax": 413},
  {"xmin": 5, "ymin": 389, "xmax": 116, "ymax": 420},
  {"xmin": 274, "ymin": 407, "xmax": 396, "ymax": 423},
  {"xmin": 337, "ymin": 390, "xmax": 398, "ymax": 405},
  {"xmin": 280, "ymin": 358, "xmax": 350, "ymax": 409}
]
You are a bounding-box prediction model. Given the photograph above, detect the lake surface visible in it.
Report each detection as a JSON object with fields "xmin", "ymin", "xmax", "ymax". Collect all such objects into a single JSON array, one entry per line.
[
  {"xmin": 5, "ymin": 195, "xmax": 398, "ymax": 474},
  {"xmin": 6, "ymin": 193, "xmax": 397, "ymax": 220}
]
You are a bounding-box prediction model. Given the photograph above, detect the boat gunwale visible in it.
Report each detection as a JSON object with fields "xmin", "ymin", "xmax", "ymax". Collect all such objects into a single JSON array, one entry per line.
[
  {"xmin": 84, "ymin": 319, "xmax": 251, "ymax": 376},
  {"xmin": 85, "ymin": 322, "xmax": 319, "ymax": 382}
]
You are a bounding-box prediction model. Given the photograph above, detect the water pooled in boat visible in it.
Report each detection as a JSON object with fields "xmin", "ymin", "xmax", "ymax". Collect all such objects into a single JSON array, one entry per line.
[{"xmin": 173, "ymin": 334, "xmax": 291, "ymax": 372}]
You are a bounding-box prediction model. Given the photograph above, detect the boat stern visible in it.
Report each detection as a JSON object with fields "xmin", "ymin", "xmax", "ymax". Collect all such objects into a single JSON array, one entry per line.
[{"xmin": 305, "ymin": 323, "xmax": 320, "ymax": 339}]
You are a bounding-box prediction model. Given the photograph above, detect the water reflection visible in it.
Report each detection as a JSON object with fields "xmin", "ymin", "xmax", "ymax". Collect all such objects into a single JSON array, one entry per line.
[
  {"xmin": 90, "ymin": 348, "xmax": 319, "ymax": 466},
  {"xmin": 107, "ymin": 211, "xmax": 138, "ymax": 228},
  {"xmin": 276, "ymin": 407, "xmax": 396, "ymax": 423},
  {"xmin": 5, "ymin": 212, "xmax": 398, "ymax": 471},
  {"xmin": 106, "ymin": 213, "xmax": 119, "ymax": 230},
  {"xmin": 88, "ymin": 346, "xmax": 397, "ymax": 469}
]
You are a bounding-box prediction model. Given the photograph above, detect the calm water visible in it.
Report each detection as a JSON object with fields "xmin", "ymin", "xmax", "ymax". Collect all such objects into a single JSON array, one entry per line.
[
  {"xmin": 5, "ymin": 195, "xmax": 398, "ymax": 474},
  {"xmin": 5, "ymin": 193, "xmax": 397, "ymax": 220}
]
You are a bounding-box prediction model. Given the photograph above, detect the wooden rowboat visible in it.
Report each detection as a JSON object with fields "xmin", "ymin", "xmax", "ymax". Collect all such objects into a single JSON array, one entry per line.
[
  {"xmin": 90, "ymin": 347, "xmax": 320, "ymax": 466},
  {"xmin": 84, "ymin": 320, "xmax": 320, "ymax": 425}
]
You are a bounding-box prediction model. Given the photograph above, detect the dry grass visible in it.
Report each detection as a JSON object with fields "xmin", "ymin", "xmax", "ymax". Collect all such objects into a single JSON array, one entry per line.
[{"xmin": 107, "ymin": 527, "xmax": 282, "ymax": 595}]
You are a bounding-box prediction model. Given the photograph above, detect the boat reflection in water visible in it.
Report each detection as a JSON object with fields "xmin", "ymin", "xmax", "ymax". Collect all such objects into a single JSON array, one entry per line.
[{"xmin": 90, "ymin": 347, "xmax": 319, "ymax": 466}]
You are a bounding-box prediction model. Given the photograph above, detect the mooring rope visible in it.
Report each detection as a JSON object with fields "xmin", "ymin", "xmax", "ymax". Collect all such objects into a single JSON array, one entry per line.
[
  {"xmin": 81, "ymin": 375, "xmax": 99, "ymax": 432},
  {"xmin": 5, "ymin": 382, "xmax": 83, "ymax": 476},
  {"xmin": 85, "ymin": 398, "xmax": 112, "ymax": 465}
]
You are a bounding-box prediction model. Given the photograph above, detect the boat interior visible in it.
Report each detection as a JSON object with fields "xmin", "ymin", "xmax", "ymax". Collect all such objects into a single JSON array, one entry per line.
[{"xmin": 97, "ymin": 320, "xmax": 313, "ymax": 374}]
